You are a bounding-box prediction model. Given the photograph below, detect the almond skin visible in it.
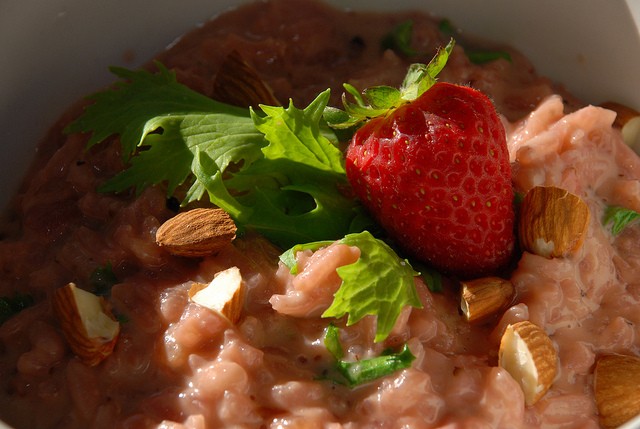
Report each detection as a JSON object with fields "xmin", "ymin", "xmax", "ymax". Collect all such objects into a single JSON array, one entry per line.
[
  {"xmin": 212, "ymin": 50, "xmax": 280, "ymax": 108},
  {"xmin": 52, "ymin": 283, "xmax": 120, "ymax": 367},
  {"xmin": 156, "ymin": 208, "xmax": 237, "ymax": 258},
  {"xmin": 499, "ymin": 320, "xmax": 557, "ymax": 407},
  {"xmin": 594, "ymin": 353, "xmax": 640, "ymax": 429},
  {"xmin": 460, "ymin": 276, "xmax": 516, "ymax": 323},
  {"xmin": 518, "ymin": 186, "xmax": 590, "ymax": 258}
]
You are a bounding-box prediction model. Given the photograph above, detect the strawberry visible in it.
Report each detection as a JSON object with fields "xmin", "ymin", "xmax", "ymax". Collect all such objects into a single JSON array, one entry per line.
[{"xmin": 325, "ymin": 40, "xmax": 515, "ymax": 278}]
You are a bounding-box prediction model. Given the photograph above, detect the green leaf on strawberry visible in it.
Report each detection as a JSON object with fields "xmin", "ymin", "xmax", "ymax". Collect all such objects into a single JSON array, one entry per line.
[
  {"xmin": 332, "ymin": 41, "xmax": 516, "ymax": 279},
  {"xmin": 324, "ymin": 39, "xmax": 455, "ymax": 130}
]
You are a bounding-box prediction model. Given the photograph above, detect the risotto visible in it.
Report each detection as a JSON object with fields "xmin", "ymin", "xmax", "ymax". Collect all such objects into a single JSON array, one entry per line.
[{"xmin": 0, "ymin": 0, "xmax": 639, "ymax": 428}]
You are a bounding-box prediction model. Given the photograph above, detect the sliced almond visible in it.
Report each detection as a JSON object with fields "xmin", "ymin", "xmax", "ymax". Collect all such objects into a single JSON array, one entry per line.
[
  {"xmin": 460, "ymin": 277, "xmax": 516, "ymax": 323},
  {"xmin": 594, "ymin": 353, "xmax": 640, "ymax": 429},
  {"xmin": 518, "ymin": 186, "xmax": 590, "ymax": 258},
  {"xmin": 156, "ymin": 208, "xmax": 237, "ymax": 258},
  {"xmin": 52, "ymin": 282, "xmax": 120, "ymax": 366},
  {"xmin": 499, "ymin": 320, "xmax": 557, "ymax": 407},
  {"xmin": 212, "ymin": 50, "xmax": 280, "ymax": 108},
  {"xmin": 600, "ymin": 101, "xmax": 640, "ymax": 149},
  {"xmin": 189, "ymin": 266, "xmax": 244, "ymax": 324}
]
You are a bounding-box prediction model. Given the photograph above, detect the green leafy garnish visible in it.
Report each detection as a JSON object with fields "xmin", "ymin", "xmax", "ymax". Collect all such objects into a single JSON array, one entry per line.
[
  {"xmin": 465, "ymin": 51, "xmax": 512, "ymax": 65},
  {"xmin": 0, "ymin": 292, "xmax": 35, "ymax": 326},
  {"xmin": 65, "ymin": 64, "xmax": 370, "ymax": 249},
  {"xmin": 324, "ymin": 39, "xmax": 454, "ymax": 130},
  {"xmin": 281, "ymin": 231, "xmax": 422, "ymax": 342},
  {"xmin": 603, "ymin": 206, "xmax": 640, "ymax": 235},
  {"xmin": 380, "ymin": 20, "xmax": 417, "ymax": 56},
  {"xmin": 65, "ymin": 62, "xmax": 266, "ymax": 199},
  {"xmin": 323, "ymin": 324, "xmax": 416, "ymax": 387},
  {"xmin": 409, "ymin": 260, "xmax": 443, "ymax": 293},
  {"xmin": 90, "ymin": 261, "xmax": 119, "ymax": 296}
]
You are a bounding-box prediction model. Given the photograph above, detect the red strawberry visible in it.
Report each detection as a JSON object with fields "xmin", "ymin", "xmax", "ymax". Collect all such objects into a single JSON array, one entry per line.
[{"xmin": 326, "ymin": 40, "xmax": 515, "ymax": 278}]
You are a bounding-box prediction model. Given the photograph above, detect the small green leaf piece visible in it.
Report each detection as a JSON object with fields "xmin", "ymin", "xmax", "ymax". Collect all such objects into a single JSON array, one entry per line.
[
  {"xmin": 466, "ymin": 51, "xmax": 512, "ymax": 65},
  {"xmin": 409, "ymin": 260, "xmax": 443, "ymax": 293},
  {"xmin": 324, "ymin": 324, "xmax": 345, "ymax": 360},
  {"xmin": 90, "ymin": 261, "xmax": 119, "ymax": 296},
  {"xmin": 603, "ymin": 206, "xmax": 640, "ymax": 235},
  {"xmin": 381, "ymin": 20, "xmax": 418, "ymax": 56},
  {"xmin": 0, "ymin": 292, "xmax": 35, "ymax": 326},
  {"xmin": 323, "ymin": 324, "xmax": 416, "ymax": 387}
]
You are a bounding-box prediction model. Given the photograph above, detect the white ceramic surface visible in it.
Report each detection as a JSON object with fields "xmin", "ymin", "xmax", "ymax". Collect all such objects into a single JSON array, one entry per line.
[
  {"xmin": 0, "ymin": 0, "xmax": 639, "ymax": 427},
  {"xmin": 1, "ymin": 0, "xmax": 640, "ymax": 212}
]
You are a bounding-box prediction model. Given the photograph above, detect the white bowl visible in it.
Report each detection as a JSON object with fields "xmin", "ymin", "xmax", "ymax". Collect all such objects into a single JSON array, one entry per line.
[
  {"xmin": 1, "ymin": 0, "xmax": 640, "ymax": 428},
  {"xmin": 1, "ymin": 0, "xmax": 640, "ymax": 211}
]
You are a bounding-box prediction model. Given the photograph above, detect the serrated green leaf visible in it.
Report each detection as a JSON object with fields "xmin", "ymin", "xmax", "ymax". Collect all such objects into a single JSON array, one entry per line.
[
  {"xmin": 191, "ymin": 91, "xmax": 373, "ymax": 249},
  {"xmin": 325, "ymin": 231, "xmax": 421, "ymax": 342},
  {"xmin": 65, "ymin": 62, "xmax": 248, "ymax": 163},
  {"xmin": 282, "ymin": 231, "xmax": 421, "ymax": 342},
  {"xmin": 66, "ymin": 65, "xmax": 373, "ymax": 250}
]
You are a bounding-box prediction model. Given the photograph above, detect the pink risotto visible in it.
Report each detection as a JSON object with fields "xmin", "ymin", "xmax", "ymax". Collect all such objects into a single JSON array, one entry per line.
[{"xmin": 1, "ymin": 1, "xmax": 639, "ymax": 428}]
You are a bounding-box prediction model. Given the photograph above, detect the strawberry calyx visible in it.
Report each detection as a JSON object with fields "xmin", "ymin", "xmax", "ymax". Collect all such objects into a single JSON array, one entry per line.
[{"xmin": 324, "ymin": 38, "xmax": 455, "ymax": 130}]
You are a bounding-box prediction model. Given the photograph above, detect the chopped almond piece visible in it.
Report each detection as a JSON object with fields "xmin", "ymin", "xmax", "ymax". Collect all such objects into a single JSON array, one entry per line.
[
  {"xmin": 52, "ymin": 283, "xmax": 120, "ymax": 366},
  {"xmin": 460, "ymin": 276, "xmax": 515, "ymax": 323},
  {"xmin": 189, "ymin": 266, "xmax": 245, "ymax": 324}
]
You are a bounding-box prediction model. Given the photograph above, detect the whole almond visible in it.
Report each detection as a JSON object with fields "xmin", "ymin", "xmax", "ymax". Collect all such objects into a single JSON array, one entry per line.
[
  {"xmin": 52, "ymin": 283, "xmax": 120, "ymax": 367},
  {"xmin": 460, "ymin": 276, "xmax": 516, "ymax": 323},
  {"xmin": 594, "ymin": 353, "xmax": 640, "ymax": 429},
  {"xmin": 156, "ymin": 208, "xmax": 237, "ymax": 258},
  {"xmin": 499, "ymin": 320, "xmax": 557, "ymax": 407},
  {"xmin": 518, "ymin": 186, "xmax": 590, "ymax": 258}
]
